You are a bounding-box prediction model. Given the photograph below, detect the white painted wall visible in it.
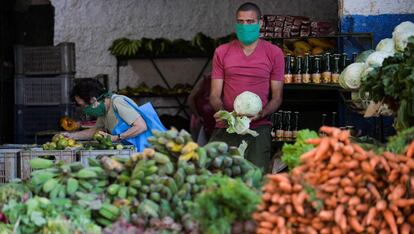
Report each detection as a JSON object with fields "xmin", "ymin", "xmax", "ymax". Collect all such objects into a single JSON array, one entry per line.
[
  {"xmin": 51, "ymin": 0, "xmax": 338, "ymax": 91},
  {"xmin": 342, "ymin": 0, "xmax": 414, "ymax": 16}
]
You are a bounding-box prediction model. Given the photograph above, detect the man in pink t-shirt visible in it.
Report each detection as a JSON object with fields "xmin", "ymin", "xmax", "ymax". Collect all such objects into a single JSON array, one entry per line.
[{"xmin": 209, "ymin": 2, "xmax": 284, "ymax": 171}]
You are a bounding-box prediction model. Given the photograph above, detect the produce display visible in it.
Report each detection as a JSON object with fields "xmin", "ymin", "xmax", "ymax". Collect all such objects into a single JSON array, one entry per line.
[
  {"xmin": 42, "ymin": 134, "xmax": 82, "ymax": 150},
  {"xmin": 340, "ymin": 21, "xmax": 414, "ymax": 130},
  {"xmin": 109, "ymin": 33, "xmax": 235, "ymax": 58},
  {"xmin": 0, "ymin": 128, "xmax": 263, "ymax": 233},
  {"xmin": 281, "ymin": 129, "xmax": 319, "ymax": 170},
  {"xmin": 253, "ymin": 126, "xmax": 414, "ymax": 233},
  {"xmin": 282, "ymin": 38, "xmax": 336, "ymax": 56},
  {"xmin": 118, "ymin": 82, "xmax": 193, "ymax": 97}
]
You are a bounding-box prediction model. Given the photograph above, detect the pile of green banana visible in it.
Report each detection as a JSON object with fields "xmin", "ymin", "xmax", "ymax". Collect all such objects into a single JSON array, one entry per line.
[
  {"xmin": 83, "ymin": 132, "xmax": 124, "ymax": 150},
  {"xmin": 29, "ymin": 158, "xmax": 109, "ymax": 201},
  {"xmin": 109, "ymin": 33, "xmax": 236, "ymax": 58}
]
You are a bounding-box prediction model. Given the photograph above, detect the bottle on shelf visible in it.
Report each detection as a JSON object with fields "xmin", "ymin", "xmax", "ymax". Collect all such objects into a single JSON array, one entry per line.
[
  {"xmin": 352, "ymin": 52, "xmax": 358, "ymax": 63},
  {"xmin": 283, "ymin": 111, "xmax": 293, "ymax": 141},
  {"xmin": 322, "ymin": 53, "xmax": 332, "ymax": 83},
  {"xmin": 294, "ymin": 56, "xmax": 302, "ymax": 83},
  {"xmin": 284, "ymin": 54, "xmax": 293, "ymax": 84},
  {"xmin": 340, "ymin": 53, "xmax": 348, "ymax": 72},
  {"xmin": 319, "ymin": 113, "xmax": 327, "ymax": 137},
  {"xmin": 276, "ymin": 110, "xmax": 284, "ymax": 141},
  {"xmin": 293, "ymin": 111, "xmax": 299, "ymax": 139},
  {"xmin": 302, "ymin": 54, "xmax": 311, "ymax": 83},
  {"xmin": 332, "ymin": 112, "xmax": 337, "ymax": 127},
  {"xmin": 332, "ymin": 56, "xmax": 340, "ymax": 83},
  {"xmin": 312, "ymin": 57, "xmax": 322, "ymax": 84}
]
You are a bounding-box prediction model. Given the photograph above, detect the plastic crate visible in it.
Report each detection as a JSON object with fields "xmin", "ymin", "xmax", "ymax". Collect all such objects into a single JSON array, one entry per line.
[
  {"xmin": 0, "ymin": 149, "xmax": 21, "ymax": 184},
  {"xmin": 20, "ymin": 149, "xmax": 77, "ymax": 180},
  {"xmin": 14, "ymin": 43, "xmax": 76, "ymax": 75},
  {"xmin": 15, "ymin": 74, "xmax": 73, "ymax": 105},
  {"xmin": 14, "ymin": 105, "xmax": 73, "ymax": 144},
  {"xmin": 78, "ymin": 147, "xmax": 135, "ymax": 167}
]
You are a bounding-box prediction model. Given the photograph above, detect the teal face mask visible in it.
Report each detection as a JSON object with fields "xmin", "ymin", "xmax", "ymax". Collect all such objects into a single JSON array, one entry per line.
[
  {"xmin": 235, "ymin": 23, "xmax": 260, "ymax": 45},
  {"xmin": 83, "ymin": 101, "xmax": 106, "ymax": 117}
]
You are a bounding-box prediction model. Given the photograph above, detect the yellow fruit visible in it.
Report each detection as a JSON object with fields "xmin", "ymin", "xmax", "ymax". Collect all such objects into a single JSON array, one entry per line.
[
  {"xmin": 293, "ymin": 41, "xmax": 312, "ymax": 52},
  {"xmin": 166, "ymin": 141, "xmax": 183, "ymax": 153},
  {"xmin": 307, "ymin": 38, "xmax": 334, "ymax": 49},
  {"xmin": 68, "ymin": 139, "xmax": 76, "ymax": 147},
  {"xmin": 181, "ymin": 142, "xmax": 198, "ymax": 154},
  {"xmin": 312, "ymin": 47, "xmax": 324, "ymax": 55},
  {"xmin": 179, "ymin": 151, "xmax": 196, "ymax": 161}
]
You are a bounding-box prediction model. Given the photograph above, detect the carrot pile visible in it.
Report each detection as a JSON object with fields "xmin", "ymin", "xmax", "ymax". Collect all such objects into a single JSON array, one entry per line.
[{"xmin": 253, "ymin": 126, "xmax": 414, "ymax": 234}]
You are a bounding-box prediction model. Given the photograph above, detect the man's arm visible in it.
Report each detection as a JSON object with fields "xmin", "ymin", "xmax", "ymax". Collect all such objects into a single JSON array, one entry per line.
[
  {"xmin": 209, "ymin": 79, "xmax": 224, "ymax": 112},
  {"xmin": 260, "ymin": 80, "xmax": 283, "ymax": 117}
]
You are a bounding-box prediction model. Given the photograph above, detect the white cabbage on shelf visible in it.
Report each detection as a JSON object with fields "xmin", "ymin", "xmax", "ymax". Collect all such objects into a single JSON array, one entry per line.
[
  {"xmin": 392, "ymin": 21, "xmax": 414, "ymax": 52},
  {"xmin": 375, "ymin": 38, "xmax": 396, "ymax": 54},
  {"xmin": 365, "ymin": 51, "xmax": 393, "ymax": 68},
  {"xmin": 339, "ymin": 62, "xmax": 367, "ymax": 89}
]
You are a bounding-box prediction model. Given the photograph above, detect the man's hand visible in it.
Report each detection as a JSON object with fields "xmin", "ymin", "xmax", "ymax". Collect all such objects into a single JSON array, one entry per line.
[
  {"xmin": 213, "ymin": 111, "xmax": 226, "ymax": 126},
  {"xmin": 98, "ymin": 131, "xmax": 120, "ymax": 142}
]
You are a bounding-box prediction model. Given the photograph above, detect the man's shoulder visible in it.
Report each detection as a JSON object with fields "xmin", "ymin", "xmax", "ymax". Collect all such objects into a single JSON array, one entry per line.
[
  {"xmin": 215, "ymin": 40, "xmax": 237, "ymax": 54},
  {"xmin": 260, "ymin": 39, "xmax": 283, "ymax": 54}
]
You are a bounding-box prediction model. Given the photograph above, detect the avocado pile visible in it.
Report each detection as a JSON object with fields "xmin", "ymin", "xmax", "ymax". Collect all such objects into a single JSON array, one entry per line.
[{"xmin": 42, "ymin": 134, "xmax": 82, "ymax": 150}]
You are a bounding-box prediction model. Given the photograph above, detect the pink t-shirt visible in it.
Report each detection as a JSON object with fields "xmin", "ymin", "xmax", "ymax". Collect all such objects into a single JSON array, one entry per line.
[{"xmin": 212, "ymin": 39, "xmax": 285, "ymax": 128}]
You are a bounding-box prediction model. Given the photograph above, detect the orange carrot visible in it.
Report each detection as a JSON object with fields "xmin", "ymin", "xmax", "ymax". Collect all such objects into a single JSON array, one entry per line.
[
  {"xmin": 366, "ymin": 207, "xmax": 377, "ymax": 225},
  {"xmin": 342, "ymin": 144, "xmax": 355, "ymax": 155},
  {"xmin": 319, "ymin": 126, "xmax": 335, "ymax": 135},
  {"xmin": 318, "ymin": 210, "xmax": 334, "ymax": 221},
  {"xmin": 407, "ymin": 159, "xmax": 414, "ymax": 169},
  {"xmin": 262, "ymin": 192, "xmax": 272, "ymax": 201},
  {"xmin": 349, "ymin": 196, "xmax": 361, "ymax": 206},
  {"xmin": 383, "ymin": 152, "xmax": 397, "ymax": 162},
  {"xmin": 361, "ymin": 161, "xmax": 373, "ymax": 173},
  {"xmin": 328, "ymin": 168, "xmax": 347, "ymax": 178},
  {"xmin": 407, "ymin": 214, "xmax": 414, "ymax": 224},
  {"xmin": 406, "ymin": 141, "xmax": 414, "ymax": 158},
  {"xmin": 395, "ymin": 155, "xmax": 408, "ymax": 162},
  {"xmin": 300, "ymin": 148, "xmax": 318, "ymax": 163},
  {"xmin": 331, "ymin": 226, "xmax": 342, "ymax": 234},
  {"xmin": 314, "ymin": 138, "xmax": 330, "ymax": 160},
  {"xmin": 352, "ymin": 143, "xmax": 367, "ymax": 158},
  {"xmin": 260, "ymin": 221, "xmax": 274, "ymax": 229},
  {"xmin": 355, "ymin": 204, "xmax": 369, "ymax": 212},
  {"xmin": 344, "ymin": 186, "xmax": 356, "ymax": 195},
  {"xmin": 326, "ymin": 177, "xmax": 341, "ymax": 185},
  {"xmin": 278, "ymin": 182, "xmax": 293, "ymax": 193},
  {"xmin": 340, "ymin": 177, "xmax": 352, "ymax": 187},
  {"xmin": 276, "ymin": 216, "xmax": 286, "ymax": 229},
  {"xmin": 367, "ymin": 183, "xmax": 381, "ymax": 200},
  {"xmin": 292, "ymin": 183, "xmax": 303, "ymax": 192},
  {"xmin": 383, "ymin": 209, "xmax": 398, "ymax": 234},
  {"xmin": 339, "ymin": 216, "xmax": 347, "ymax": 232},
  {"xmin": 349, "ymin": 216, "xmax": 364, "ymax": 233},
  {"xmin": 392, "ymin": 199, "xmax": 414, "ymax": 207},
  {"xmin": 376, "ymin": 200, "xmax": 387, "ymax": 211},
  {"xmin": 291, "ymin": 193, "xmax": 304, "ymax": 216},
  {"xmin": 388, "ymin": 184, "xmax": 406, "ymax": 200},
  {"xmin": 329, "ymin": 151, "xmax": 343, "ymax": 165},
  {"xmin": 369, "ymin": 156, "xmax": 380, "ymax": 169},
  {"xmin": 269, "ymin": 205, "xmax": 278, "ymax": 213},
  {"xmin": 334, "ymin": 205, "xmax": 345, "ymax": 224},
  {"xmin": 257, "ymin": 228, "xmax": 272, "ymax": 234},
  {"xmin": 338, "ymin": 130, "xmax": 350, "ymax": 141},
  {"xmin": 306, "ymin": 226, "xmax": 318, "ymax": 234},
  {"xmin": 284, "ymin": 204, "xmax": 292, "ymax": 216},
  {"xmin": 379, "ymin": 157, "xmax": 391, "ymax": 172},
  {"xmin": 305, "ymin": 138, "xmax": 322, "ymax": 145},
  {"xmin": 400, "ymin": 223, "xmax": 411, "ymax": 234},
  {"xmin": 271, "ymin": 194, "xmax": 280, "ymax": 203},
  {"xmin": 267, "ymin": 173, "xmax": 290, "ymax": 183},
  {"xmin": 356, "ymin": 188, "xmax": 368, "ymax": 197}
]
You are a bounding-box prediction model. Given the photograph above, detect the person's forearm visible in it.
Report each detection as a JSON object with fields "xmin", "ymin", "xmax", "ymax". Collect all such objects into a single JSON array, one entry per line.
[
  {"xmin": 119, "ymin": 124, "xmax": 147, "ymax": 139},
  {"xmin": 70, "ymin": 128, "xmax": 97, "ymax": 140},
  {"xmin": 261, "ymin": 97, "xmax": 283, "ymax": 117},
  {"xmin": 210, "ymin": 96, "xmax": 223, "ymax": 112}
]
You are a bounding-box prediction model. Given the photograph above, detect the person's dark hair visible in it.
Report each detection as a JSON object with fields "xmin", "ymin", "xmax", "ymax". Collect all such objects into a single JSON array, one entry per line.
[
  {"xmin": 72, "ymin": 78, "xmax": 106, "ymax": 103},
  {"xmin": 236, "ymin": 2, "xmax": 262, "ymax": 20}
]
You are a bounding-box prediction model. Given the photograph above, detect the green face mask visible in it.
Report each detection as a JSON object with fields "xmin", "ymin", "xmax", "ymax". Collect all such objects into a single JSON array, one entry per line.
[
  {"xmin": 235, "ymin": 23, "xmax": 260, "ymax": 45},
  {"xmin": 83, "ymin": 101, "xmax": 106, "ymax": 117}
]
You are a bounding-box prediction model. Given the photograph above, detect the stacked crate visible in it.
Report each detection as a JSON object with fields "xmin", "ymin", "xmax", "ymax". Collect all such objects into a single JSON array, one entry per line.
[{"xmin": 14, "ymin": 43, "xmax": 76, "ymax": 144}]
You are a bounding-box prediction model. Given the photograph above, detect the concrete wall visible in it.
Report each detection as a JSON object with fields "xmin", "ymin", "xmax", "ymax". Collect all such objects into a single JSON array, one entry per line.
[
  {"xmin": 51, "ymin": 0, "xmax": 338, "ymax": 90},
  {"xmin": 340, "ymin": 0, "xmax": 414, "ymax": 45}
]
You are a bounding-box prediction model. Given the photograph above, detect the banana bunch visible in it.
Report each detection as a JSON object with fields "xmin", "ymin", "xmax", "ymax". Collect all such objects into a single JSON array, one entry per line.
[
  {"xmin": 109, "ymin": 38, "xmax": 141, "ymax": 57},
  {"xmin": 147, "ymin": 128, "xmax": 193, "ymax": 157},
  {"xmin": 30, "ymin": 158, "xmax": 108, "ymax": 200},
  {"xmin": 95, "ymin": 202, "xmax": 121, "ymax": 227}
]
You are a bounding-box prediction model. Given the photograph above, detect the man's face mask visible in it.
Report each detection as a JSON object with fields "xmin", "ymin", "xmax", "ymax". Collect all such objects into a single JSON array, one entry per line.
[
  {"xmin": 235, "ymin": 23, "xmax": 260, "ymax": 45},
  {"xmin": 83, "ymin": 99, "xmax": 106, "ymax": 117}
]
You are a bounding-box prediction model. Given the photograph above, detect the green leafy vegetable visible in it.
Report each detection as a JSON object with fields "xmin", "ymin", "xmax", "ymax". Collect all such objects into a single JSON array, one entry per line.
[
  {"xmin": 386, "ymin": 127, "xmax": 414, "ymax": 153},
  {"xmin": 281, "ymin": 129, "xmax": 319, "ymax": 170},
  {"xmin": 192, "ymin": 175, "xmax": 261, "ymax": 234},
  {"xmin": 218, "ymin": 111, "xmax": 258, "ymax": 137},
  {"xmin": 360, "ymin": 36, "xmax": 414, "ymax": 131}
]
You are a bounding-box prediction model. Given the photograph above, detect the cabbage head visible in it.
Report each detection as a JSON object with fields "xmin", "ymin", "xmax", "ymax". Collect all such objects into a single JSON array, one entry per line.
[
  {"xmin": 233, "ymin": 91, "xmax": 262, "ymax": 116},
  {"xmin": 375, "ymin": 38, "xmax": 396, "ymax": 54},
  {"xmin": 366, "ymin": 51, "xmax": 393, "ymax": 67},
  {"xmin": 339, "ymin": 62, "xmax": 366, "ymax": 89}
]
